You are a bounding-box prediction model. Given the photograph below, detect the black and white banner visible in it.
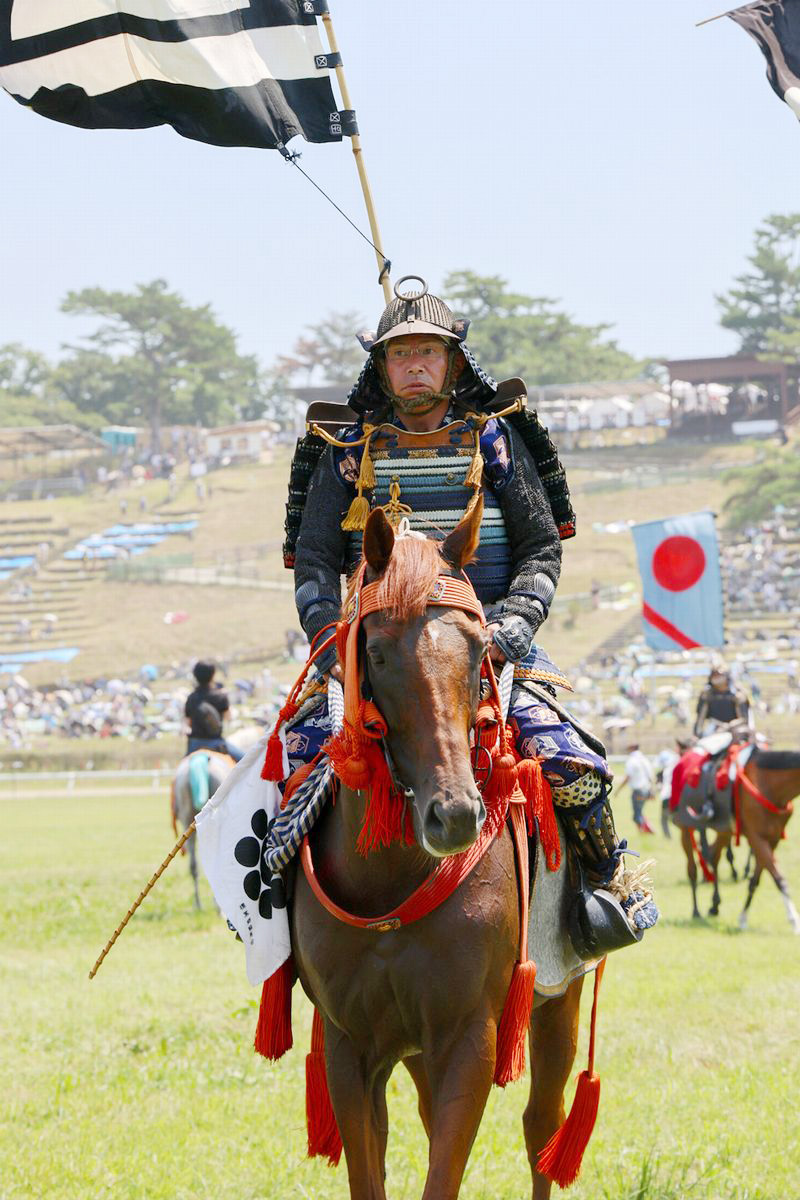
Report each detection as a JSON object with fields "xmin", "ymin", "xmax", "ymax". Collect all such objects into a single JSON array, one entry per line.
[
  {"xmin": 0, "ymin": 0, "xmax": 345, "ymax": 148},
  {"xmin": 730, "ymin": 0, "xmax": 800, "ymax": 120}
]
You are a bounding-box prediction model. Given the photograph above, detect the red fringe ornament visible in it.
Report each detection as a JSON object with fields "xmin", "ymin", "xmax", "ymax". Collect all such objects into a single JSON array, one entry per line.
[
  {"xmin": 305, "ymin": 1008, "xmax": 343, "ymax": 1165},
  {"xmin": 254, "ymin": 958, "xmax": 294, "ymax": 1060},
  {"xmin": 484, "ymin": 724, "xmax": 519, "ymax": 808},
  {"xmin": 517, "ymin": 757, "xmax": 560, "ymax": 871},
  {"xmin": 537, "ymin": 958, "xmax": 606, "ymax": 1187},
  {"xmin": 494, "ymin": 959, "xmax": 537, "ymax": 1086}
]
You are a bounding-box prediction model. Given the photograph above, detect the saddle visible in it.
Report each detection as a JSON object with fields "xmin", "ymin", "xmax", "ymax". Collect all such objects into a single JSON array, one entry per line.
[{"xmin": 673, "ymin": 731, "xmax": 753, "ymax": 831}]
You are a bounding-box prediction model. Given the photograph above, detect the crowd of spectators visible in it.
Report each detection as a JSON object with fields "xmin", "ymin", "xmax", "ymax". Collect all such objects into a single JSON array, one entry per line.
[{"xmin": 0, "ymin": 661, "xmax": 285, "ymax": 754}]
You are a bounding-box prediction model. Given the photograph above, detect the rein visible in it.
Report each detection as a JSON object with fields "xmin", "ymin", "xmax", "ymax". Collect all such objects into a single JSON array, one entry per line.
[
  {"xmin": 735, "ymin": 758, "xmax": 792, "ymax": 843},
  {"xmin": 299, "ymin": 795, "xmax": 516, "ymax": 933}
]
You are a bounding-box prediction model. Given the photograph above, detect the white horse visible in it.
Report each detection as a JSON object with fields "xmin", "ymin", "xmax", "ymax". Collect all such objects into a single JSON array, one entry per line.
[{"xmin": 170, "ymin": 726, "xmax": 264, "ymax": 908}]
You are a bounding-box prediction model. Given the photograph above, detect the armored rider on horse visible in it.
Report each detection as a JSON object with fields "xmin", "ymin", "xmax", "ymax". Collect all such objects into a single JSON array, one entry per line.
[{"xmin": 282, "ymin": 276, "xmax": 657, "ymax": 953}]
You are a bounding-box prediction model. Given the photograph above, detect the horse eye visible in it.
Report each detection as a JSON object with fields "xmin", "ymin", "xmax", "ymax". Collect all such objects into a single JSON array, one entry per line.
[{"xmin": 367, "ymin": 644, "xmax": 387, "ymax": 668}]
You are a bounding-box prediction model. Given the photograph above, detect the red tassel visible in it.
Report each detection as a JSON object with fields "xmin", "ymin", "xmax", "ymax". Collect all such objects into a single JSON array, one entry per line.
[
  {"xmin": 690, "ymin": 830, "xmax": 716, "ymax": 883},
  {"xmin": 253, "ymin": 955, "xmax": 293, "ymax": 1060},
  {"xmin": 305, "ymin": 1009, "xmax": 343, "ymax": 1165},
  {"xmin": 537, "ymin": 1069, "xmax": 601, "ymax": 1187},
  {"xmin": 261, "ymin": 699, "xmax": 300, "ymax": 781},
  {"xmin": 494, "ymin": 959, "xmax": 536, "ymax": 1086},
  {"xmin": 254, "ymin": 958, "xmax": 294, "ymax": 1060},
  {"xmin": 261, "ymin": 730, "xmax": 286, "ymax": 781},
  {"xmin": 484, "ymin": 726, "xmax": 519, "ymax": 808},
  {"xmin": 537, "ymin": 958, "xmax": 606, "ymax": 1186},
  {"xmin": 518, "ymin": 758, "xmax": 560, "ymax": 871}
]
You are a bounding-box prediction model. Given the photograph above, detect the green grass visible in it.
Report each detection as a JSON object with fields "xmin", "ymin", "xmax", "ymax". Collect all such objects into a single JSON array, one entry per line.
[{"xmin": 2, "ymin": 783, "xmax": 799, "ymax": 1199}]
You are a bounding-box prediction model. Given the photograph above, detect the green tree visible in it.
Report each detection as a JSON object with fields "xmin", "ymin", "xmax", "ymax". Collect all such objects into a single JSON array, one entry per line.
[
  {"xmin": 0, "ymin": 343, "xmax": 87, "ymax": 426},
  {"xmin": 717, "ymin": 213, "xmax": 800, "ymax": 354},
  {"xmin": 55, "ymin": 280, "xmax": 268, "ymax": 447},
  {"xmin": 442, "ymin": 270, "xmax": 642, "ymax": 385},
  {"xmin": 723, "ymin": 449, "xmax": 800, "ymax": 530},
  {"xmin": 275, "ymin": 310, "xmax": 365, "ymax": 387}
]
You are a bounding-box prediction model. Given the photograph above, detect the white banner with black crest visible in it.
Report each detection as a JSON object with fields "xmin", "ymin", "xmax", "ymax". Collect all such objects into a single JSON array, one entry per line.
[
  {"xmin": 0, "ymin": 0, "xmax": 345, "ymax": 148},
  {"xmin": 195, "ymin": 732, "xmax": 290, "ymax": 985}
]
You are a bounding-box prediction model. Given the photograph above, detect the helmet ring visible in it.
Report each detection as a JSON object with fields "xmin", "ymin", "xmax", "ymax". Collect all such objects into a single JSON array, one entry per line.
[{"xmin": 394, "ymin": 274, "xmax": 428, "ymax": 302}]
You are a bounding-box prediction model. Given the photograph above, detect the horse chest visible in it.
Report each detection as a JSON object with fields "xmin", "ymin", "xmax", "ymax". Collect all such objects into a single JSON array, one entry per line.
[{"xmin": 292, "ymin": 843, "xmax": 518, "ymax": 1056}]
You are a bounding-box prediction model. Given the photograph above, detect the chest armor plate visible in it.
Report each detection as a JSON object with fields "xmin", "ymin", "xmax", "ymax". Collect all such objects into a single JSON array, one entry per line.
[{"xmin": 345, "ymin": 420, "xmax": 513, "ymax": 604}]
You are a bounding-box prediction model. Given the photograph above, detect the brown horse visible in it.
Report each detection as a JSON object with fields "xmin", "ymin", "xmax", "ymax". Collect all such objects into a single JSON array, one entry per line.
[
  {"xmin": 736, "ymin": 750, "xmax": 800, "ymax": 934},
  {"xmin": 291, "ymin": 503, "xmax": 586, "ymax": 1200},
  {"xmin": 678, "ymin": 749, "xmax": 799, "ymax": 932}
]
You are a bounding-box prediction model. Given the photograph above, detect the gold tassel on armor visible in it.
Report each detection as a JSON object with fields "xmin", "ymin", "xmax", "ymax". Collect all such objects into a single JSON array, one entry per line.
[
  {"xmin": 341, "ymin": 429, "xmax": 376, "ymax": 531},
  {"xmin": 310, "ymin": 422, "xmax": 377, "ymax": 533}
]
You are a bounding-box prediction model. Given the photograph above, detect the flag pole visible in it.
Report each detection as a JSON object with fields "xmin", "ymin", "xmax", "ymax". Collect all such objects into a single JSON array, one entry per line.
[
  {"xmin": 696, "ymin": 3, "xmax": 751, "ymax": 27},
  {"xmin": 319, "ymin": 6, "xmax": 392, "ymax": 303}
]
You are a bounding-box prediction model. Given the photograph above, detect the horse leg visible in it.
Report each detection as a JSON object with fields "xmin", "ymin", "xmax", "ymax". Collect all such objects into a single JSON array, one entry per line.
[
  {"xmin": 524, "ymin": 977, "xmax": 584, "ymax": 1200},
  {"xmin": 681, "ymin": 827, "xmax": 700, "ymax": 919},
  {"xmin": 708, "ymin": 833, "xmax": 727, "ymax": 917},
  {"xmin": 748, "ymin": 833, "xmax": 800, "ymax": 935},
  {"xmin": 726, "ymin": 844, "xmax": 738, "ymax": 883},
  {"xmin": 738, "ymin": 865, "xmax": 762, "ymax": 931},
  {"xmin": 403, "ymin": 1053, "xmax": 433, "ymax": 1137},
  {"xmin": 187, "ymin": 833, "xmax": 202, "ymax": 911},
  {"xmin": 324, "ymin": 1025, "xmax": 389, "ymax": 1200},
  {"xmin": 419, "ymin": 1018, "xmax": 496, "ymax": 1200}
]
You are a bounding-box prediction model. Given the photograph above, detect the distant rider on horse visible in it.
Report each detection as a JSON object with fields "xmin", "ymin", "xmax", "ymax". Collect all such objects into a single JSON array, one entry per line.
[
  {"xmin": 184, "ymin": 660, "xmax": 244, "ymax": 762},
  {"xmin": 283, "ymin": 277, "xmax": 656, "ymax": 951},
  {"xmin": 694, "ymin": 663, "xmax": 751, "ymax": 739}
]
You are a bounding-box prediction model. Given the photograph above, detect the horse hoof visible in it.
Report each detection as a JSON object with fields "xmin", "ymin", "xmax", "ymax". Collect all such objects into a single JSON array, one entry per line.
[
  {"xmin": 709, "ymin": 907, "xmax": 719, "ymax": 918},
  {"xmin": 738, "ymin": 915, "xmax": 748, "ymax": 931}
]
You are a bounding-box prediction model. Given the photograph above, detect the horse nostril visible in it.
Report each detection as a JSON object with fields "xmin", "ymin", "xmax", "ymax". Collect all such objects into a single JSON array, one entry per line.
[{"xmin": 423, "ymin": 795, "xmax": 484, "ymax": 855}]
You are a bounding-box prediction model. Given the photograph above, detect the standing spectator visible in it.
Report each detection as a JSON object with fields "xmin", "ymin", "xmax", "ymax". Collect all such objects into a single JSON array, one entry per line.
[{"xmin": 622, "ymin": 743, "xmax": 655, "ymax": 834}]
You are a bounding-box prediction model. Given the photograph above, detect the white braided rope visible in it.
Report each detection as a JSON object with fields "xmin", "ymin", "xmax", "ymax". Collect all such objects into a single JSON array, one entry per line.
[{"xmin": 498, "ymin": 660, "xmax": 514, "ymax": 723}]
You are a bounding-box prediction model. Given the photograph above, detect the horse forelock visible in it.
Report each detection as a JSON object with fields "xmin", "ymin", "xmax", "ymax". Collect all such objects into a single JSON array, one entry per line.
[{"xmin": 345, "ymin": 536, "xmax": 445, "ymax": 623}]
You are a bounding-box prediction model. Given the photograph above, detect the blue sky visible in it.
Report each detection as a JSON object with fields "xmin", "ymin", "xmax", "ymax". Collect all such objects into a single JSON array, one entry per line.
[{"xmin": 3, "ymin": 0, "xmax": 800, "ymax": 375}]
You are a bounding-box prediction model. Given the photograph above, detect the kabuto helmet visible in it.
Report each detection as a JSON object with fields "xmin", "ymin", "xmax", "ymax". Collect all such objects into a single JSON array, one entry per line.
[
  {"xmin": 349, "ymin": 275, "xmax": 497, "ymax": 415},
  {"xmin": 358, "ymin": 276, "xmax": 470, "ymax": 350}
]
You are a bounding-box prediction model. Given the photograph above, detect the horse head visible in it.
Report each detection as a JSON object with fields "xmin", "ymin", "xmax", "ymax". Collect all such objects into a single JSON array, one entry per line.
[{"xmin": 358, "ymin": 499, "xmax": 488, "ymax": 857}]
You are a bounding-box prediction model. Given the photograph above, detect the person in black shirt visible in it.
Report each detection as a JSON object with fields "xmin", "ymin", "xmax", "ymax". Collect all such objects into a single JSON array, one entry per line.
[
  {"xmin": 694, "ymin": 665, "xmax": 751, "ymax": 738},
  {"xmin": 184, "ymin": 660, "xmax": 244, "ymax": 761}
]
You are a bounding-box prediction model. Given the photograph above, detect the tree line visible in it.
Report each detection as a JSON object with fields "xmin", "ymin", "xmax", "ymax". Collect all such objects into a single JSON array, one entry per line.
[{"xmin": 3, "ymin": 223, "xmax": 800, "ymax": 449}]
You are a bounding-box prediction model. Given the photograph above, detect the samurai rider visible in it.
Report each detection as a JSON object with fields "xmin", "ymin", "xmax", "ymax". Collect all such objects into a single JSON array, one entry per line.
[
  {"xmin": 282, "ymin": 277, "xmax": 657, "ymax": 954},
  {"xmin": 694, "ymin": 663, "xmax": 752, "ymax": 739}
]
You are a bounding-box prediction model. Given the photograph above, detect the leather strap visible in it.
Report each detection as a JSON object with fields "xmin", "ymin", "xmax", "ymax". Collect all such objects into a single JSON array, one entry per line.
[{"xmin": 299, "ymin": 798, "xmax": 507, "ymax": 933}]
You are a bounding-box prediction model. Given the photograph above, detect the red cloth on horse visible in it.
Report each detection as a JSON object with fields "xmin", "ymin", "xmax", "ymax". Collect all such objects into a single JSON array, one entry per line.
[{"xmin": 670, "ymin": 749, "xmax": 708, "ymax": 811}]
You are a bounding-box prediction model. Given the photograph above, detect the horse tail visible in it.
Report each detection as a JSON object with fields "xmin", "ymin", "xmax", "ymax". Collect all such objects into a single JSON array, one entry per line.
[
  {"xmin": 188, "ymin": 752, "xmax": 210, "ymax": 814},
  {"xmin": 689, "ymin": 829, "xmax": 716, "ymax": 883}
]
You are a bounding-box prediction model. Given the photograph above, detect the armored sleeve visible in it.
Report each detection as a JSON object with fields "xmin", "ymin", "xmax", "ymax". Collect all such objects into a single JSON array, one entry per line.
[
  {"xmin": 493, "ymin": 423, "xmax": 562, "ymax": 635},
  {"xmin": 294, "ymin": 447, "xmax": 349, "ymax": 649},
  {"xmin": 694, "ymin": 690, "xmax": 709, "ymax": 737}
]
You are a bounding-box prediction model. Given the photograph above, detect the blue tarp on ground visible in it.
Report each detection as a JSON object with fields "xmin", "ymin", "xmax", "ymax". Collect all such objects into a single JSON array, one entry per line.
[
  {"xmin": 0, "ymin": 647, "xmax": 79, "ymax": 668},
  {"xmin": 64, "ymin": 521, "xmax": 197, "ymax": 560},
  {"xmin": 0, "ymin": 556, "xmax": 35, "ymax": 569}
]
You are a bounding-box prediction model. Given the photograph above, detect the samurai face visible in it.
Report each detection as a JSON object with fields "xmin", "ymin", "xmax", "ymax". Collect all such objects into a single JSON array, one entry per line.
[{"xmin": 382, "ymin": 334, "xmax": 452, "ymax": 413}]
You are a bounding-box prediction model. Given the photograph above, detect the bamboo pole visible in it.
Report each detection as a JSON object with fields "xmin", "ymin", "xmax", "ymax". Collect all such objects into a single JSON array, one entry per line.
[
  {"xmin": 88, "ymin": 820, "xmax": 197, "ymax": 979},
  {"xmin": 320, "ymin": 8, "xmax": 392, "ymax": 303}
]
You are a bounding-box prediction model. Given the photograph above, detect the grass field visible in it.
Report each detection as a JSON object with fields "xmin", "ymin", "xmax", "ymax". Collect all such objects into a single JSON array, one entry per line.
[{"xmin": 2, "ymin": 779, "xmax": 799, "ymax": 1200}]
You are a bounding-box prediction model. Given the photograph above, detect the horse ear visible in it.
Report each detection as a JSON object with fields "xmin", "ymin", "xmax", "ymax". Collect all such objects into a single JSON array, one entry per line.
[
  {"xmin": 441, "ymin": 494, "xmax": 483, "ymax": 570},
  {"xmin": 363, "ymin": 507, "xmax": 395, "ymax": 574}
]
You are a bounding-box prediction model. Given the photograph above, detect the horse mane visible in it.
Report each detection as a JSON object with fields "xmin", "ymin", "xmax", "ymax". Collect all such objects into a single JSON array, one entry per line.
[
  {"xmin": 753, "ymin": 749, "xmax": 800, "ymax": 771},
  {"xmin": 344, "ymin": 536, "xmax": 444, "ymax": 622}
]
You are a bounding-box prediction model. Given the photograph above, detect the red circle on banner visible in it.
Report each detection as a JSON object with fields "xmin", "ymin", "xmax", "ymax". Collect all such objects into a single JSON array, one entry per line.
[{"xmin": 652, "ymin": 536, "xmax": 706, "ymax": 592}]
